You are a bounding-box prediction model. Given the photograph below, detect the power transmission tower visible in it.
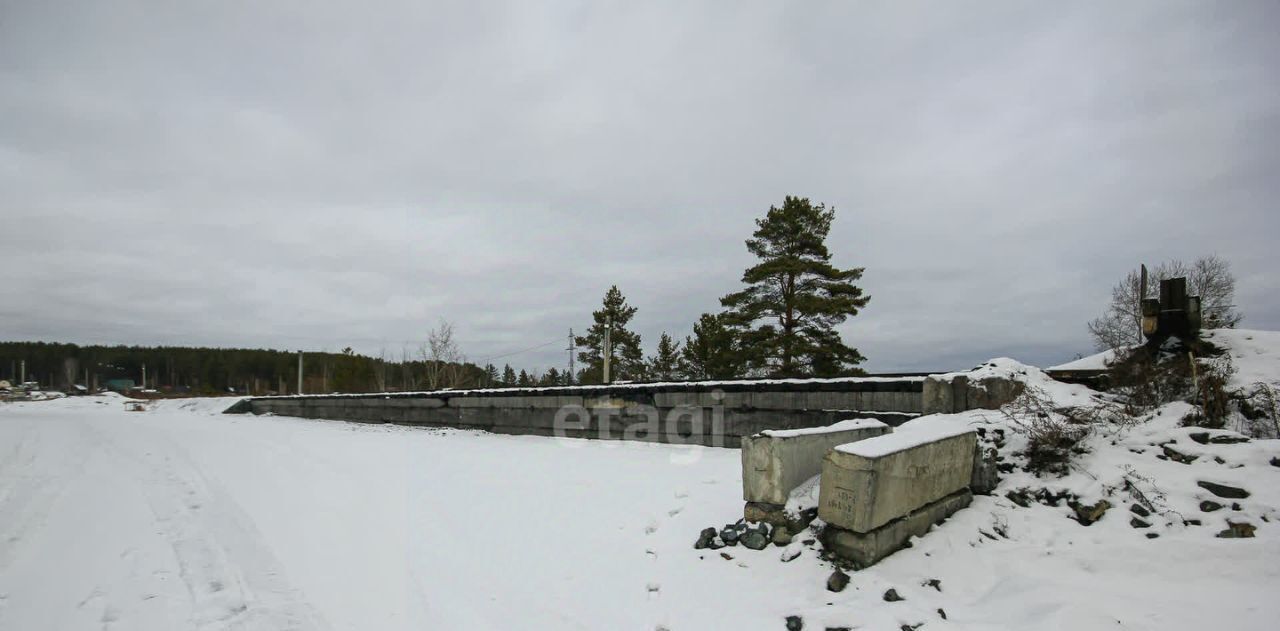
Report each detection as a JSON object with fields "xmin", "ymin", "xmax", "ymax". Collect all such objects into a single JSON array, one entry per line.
[{"xmin": 566, "ymin": 328, "xmax": 575, "ymax": 386}]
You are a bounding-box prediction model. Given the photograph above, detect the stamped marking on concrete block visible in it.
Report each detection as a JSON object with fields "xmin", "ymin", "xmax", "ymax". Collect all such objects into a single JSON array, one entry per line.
[
  {"xmin": 818, "ymin": 423, "xmax": 976, "ymax": 533},
  {"xmin": 821, "ymin": 489, "xmax": 973, "ymax": 567}
]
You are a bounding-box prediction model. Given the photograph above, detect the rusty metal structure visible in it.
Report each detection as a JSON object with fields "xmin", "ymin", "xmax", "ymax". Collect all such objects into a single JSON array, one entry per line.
[{"xmin": 1141, "ymin": 274, "xmax": 1202, "ymax": 348}]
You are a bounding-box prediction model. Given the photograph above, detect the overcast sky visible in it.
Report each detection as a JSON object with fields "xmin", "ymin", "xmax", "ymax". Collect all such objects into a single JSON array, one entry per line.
[{"xmin": 2, "ymin": 1, "xmax": 1277, "ymax": 373}]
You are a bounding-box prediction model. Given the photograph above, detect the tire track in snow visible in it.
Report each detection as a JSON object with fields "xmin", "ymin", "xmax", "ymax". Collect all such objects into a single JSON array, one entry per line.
[
  {"xmin": 0, "ymin": 418, "xmax": 94, "ymax": 572},
  {"xmin": 91, "ymin": 418, "xmax": 331, "ymax": 631}
]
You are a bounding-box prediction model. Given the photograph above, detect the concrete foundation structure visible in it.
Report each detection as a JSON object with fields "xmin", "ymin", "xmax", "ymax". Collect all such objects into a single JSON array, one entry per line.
[
  {"xmin": 226, "ymin": 378, "xmax": 924, "ymax": 448},
  {"xmin": 921, "ymin": 374, "xmax": 1024, "ymax": 415}
]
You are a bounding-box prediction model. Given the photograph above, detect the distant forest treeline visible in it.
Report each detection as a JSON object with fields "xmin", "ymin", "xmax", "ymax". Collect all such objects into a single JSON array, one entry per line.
[{"xmin": 0, "ymin": 341, "xmax": 505, "ymax": 395}]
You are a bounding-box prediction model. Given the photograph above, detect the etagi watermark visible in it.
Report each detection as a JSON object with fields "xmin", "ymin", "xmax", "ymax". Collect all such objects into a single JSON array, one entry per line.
[{"xmin": 551, "ymin": 389, "xmax": 728, "ymax": 464}]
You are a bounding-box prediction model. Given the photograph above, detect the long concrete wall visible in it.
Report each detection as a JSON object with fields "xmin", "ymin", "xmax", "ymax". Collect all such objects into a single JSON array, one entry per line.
[{"xmin": 226, "ymin": 379, "xmax": 925, "ymax": 447}]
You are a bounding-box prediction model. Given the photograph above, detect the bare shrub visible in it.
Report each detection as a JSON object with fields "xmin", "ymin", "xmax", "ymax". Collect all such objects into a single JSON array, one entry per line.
[
  {"xmin": 1236, "ymin": 382, "xmax": 1280, "ymax": 439},
  {"xmin": 1113, "ymin": 465, "xmax": 1182, "ymax": 522},
  {"xmin": 1188, "ymin": 354, "xmax": 1235, "ymax": 429},
  {"xmin": 1108, "ymin": 349, "xmax": 1195, "ymax": 412},
  {"xmin": 1000, "ymin": 386, "xmax": 1093, "ymax": 475}
]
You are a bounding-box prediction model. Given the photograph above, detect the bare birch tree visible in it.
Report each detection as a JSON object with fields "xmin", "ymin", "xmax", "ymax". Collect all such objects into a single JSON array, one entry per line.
[{"xmin": 422, "ymin": 319, "xmax": 466, "ymax": 390}]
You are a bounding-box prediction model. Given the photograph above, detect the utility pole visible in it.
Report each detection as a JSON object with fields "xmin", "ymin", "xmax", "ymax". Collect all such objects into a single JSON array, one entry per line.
[
  {"xmin": 566, "ymin": 328, "xmax": 575, "ymax": 386},
  {"xmin": 141, "ymin": 363, "xmax": 147, "ymax": 390},
  {"xmin": 297, "ymin": 350, "xmax": 304, "ymax": 395},
  {"xmin": 19, "ymin": 359, "xmax": 25, "ymax": 385},
  {"xmin": 603, "ymin": 317, "xmax": 612, "ymax": 385}
]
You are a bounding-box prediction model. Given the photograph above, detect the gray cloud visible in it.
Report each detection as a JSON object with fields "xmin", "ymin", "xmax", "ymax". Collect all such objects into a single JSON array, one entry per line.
[{"xmin": 2, "ymin": 0, "xmax": 1277, "ymax": 372}]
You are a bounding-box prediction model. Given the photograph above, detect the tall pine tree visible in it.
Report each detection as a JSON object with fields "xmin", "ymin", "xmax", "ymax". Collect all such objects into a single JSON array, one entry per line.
[
  {"xmin": 575, "ymin": 286, "xmax": 645, "ymax": 383},
  {"xmin": 647, "ymin": 332, "xmax": 682, "ymax": 381},
  {"xmin": 721, "ymin": 196, "xmax": 869, "ymax": 377},
  {"xmin": 483, "ymin": 363, "xmax": 499, "ymax": 388},
  {"xmin": 501, "ymin": 364, "xmax": 516, "ymax": 387},
  {"xmin": 680, "ymin": 313, "xmax": 744, "ymax": 380}
]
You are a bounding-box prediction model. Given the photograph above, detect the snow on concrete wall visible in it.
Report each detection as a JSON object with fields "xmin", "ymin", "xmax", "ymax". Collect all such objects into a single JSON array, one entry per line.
[{"xmin": 231, "ymin": 380, "xmax": 925, "ymax": 448}]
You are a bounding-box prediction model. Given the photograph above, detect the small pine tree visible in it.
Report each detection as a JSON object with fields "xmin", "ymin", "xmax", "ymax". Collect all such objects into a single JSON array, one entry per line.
[
  {"xmin": 517, "ymin": 369, "xmax": 532, "ymax": 387},
  {"xmin": 540, "ymin": 367, "xmax": 562, "ymax": 386},
  {"xmin": 647, "ymin": 332, "xmax": 682, "ymax": 381},
  {"xmin": 501, "ymin": 364, "xmax": 516, "ymax": 387},
  {"xmin": 681, "ymin": 313, "xmax": 744, "ymax": 380},
  {"xmin": 721, "ymin": 196, "xmax": 869, "ymax": 377},
  {"xmin": 483, "ymin": 363, "xmax": 499, "ymax": 388},
  {"xmin": 575, "ymin": 286, "xmax": 646, "ymax": 383}
]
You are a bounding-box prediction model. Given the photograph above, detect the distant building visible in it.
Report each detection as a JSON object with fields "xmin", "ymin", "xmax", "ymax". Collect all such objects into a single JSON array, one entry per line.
[{"xmin": 103, "ymin": 379, "xmax": 136, "ymax": 392}]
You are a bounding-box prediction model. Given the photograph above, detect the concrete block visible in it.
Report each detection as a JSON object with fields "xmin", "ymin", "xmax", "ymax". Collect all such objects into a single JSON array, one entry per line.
[
  {"xmin": 923, "ymin": 373, "xmax": 1022, "ymax": 414},
  {"xmin": 921, "ymin": 376, "xmax": 949, "ymax": 415},
  {"xmin": 717, "ymin": 392, "xmax": 752, "ymax": 409},
  {"xmin": 950, "ymin": 375, "xmax": 970, "ymax": 410},
  {"xmin": 524, "ymin": 396, "xmax": 571, "ymax": 409},
  {"xmin": 271, "ymin": 404, "xmax": 302, "ymax": 418},
  {"xmin": 741, "ymin": 419, "xmax": 891, "ymax": 506},
  {"xmin": 548, "ymin": 395, "xmax": 580, "ymax": 408},
  {"xmin": 748, "ymin": 392, "xmax": 785, "ymax": 410},
  {"xmin": 727, "ymin": 411, "xmax": 803, "ymax": 437},
  {"xmin": 818, "ymin": 425, "xmax": 976, "ymax": 533},
  {"xmin": 449, "ymin": 396, "xmax": 496, "ymax": 408},
  {"xmin": 652, "ymin": 392, "xmax": 682, "ymax": 408},
  {"xmin": 457, "ymin": 407, "xmax": 498, "ymax": 428},
  {"xmin": 694, "ymin": 391, "xmax": 727, "ymax": 407},
  {"xmin": 820, "ymin": 489, "xmax": 972, "ymax": 567},
  {"xmin": 825, "ymin": 391, "xmax": 860, "ymax": 410},
  {"xmin": 968, "ymin": 376, "xmax": 1025, "ymax": 411},
  {"xmin": 802, "ymin": 391, "xmax": 829, "ymax": 410}
]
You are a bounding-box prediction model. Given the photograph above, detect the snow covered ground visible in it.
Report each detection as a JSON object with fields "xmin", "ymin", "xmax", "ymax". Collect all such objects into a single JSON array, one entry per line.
[{"xmin": 3, "ymin": 339, "xmax": 1280, "ymax": 629}]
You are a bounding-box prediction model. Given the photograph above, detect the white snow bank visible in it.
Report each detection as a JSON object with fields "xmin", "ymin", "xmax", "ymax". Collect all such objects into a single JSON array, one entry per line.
[
  {"xmin": 145, "ymin": 396, "xmax": 246, "ymax": 415},
  {"xmin": 946, "ymin": 356, "xmax": 1100, "ymax": 406},
  {"xmin": 1204, "ymin": 328, "xmax": 1280, "ymax": 388},
  {"xmin": 1049, "ymin": 347, "xmax": 1129, "ymax": 371},
  {"xmin": 4, "ymin": 369, "xmax": 1280, "ymax": 630},
  {"xmin": 760, "ymin": 418, "xmax": 886, "ymax": 438},
  {"xmin": 1047, "ymin": 329, "xmax": 1280, "ymax": 387},
  {"xmin": 784, "ymin": 473, "xmax": 823, "ymax": 516},
  {"xmin": 835, "ymin": 416, "xmax": 973, "ymax": 458}
]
